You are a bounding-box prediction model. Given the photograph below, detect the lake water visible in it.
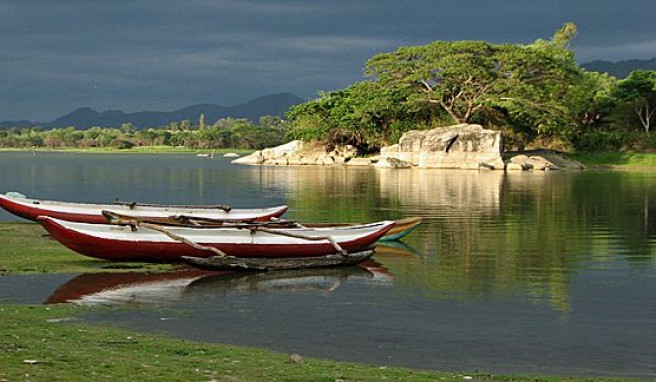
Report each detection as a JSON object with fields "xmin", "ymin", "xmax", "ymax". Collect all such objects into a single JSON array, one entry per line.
[{"xmin": 1, "ymin": 151, "xmax": 655, "ymax": 378}]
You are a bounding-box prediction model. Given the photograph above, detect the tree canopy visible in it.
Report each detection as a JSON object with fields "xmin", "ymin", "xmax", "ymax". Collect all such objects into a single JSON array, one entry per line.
[{"xmin": 608, "ymin": 70, "xmax": 656, "ymax": 133}]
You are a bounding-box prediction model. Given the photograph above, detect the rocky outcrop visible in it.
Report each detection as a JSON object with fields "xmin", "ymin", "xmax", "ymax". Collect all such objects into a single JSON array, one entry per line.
[
  {"xmin": 506, "ymin": 154, "xmax": 555, "ymax": 171},
  {"xmin": 380, "ymin": 124, "xmax": 505, "ymax": 170},
  {"xmin": 505, "ymin": 150, "xmax": 586, "ymax": 171},
  {"xmin": 232, "ymin": 127, "xmax": 585, "ymax": 171},
  {"xmin": 232, "ymin": 140, "xmax": 358, "ymax": 166}
]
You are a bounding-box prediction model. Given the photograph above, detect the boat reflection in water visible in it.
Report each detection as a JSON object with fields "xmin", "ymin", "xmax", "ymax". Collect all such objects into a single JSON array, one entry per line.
[
  {"xmin": 183, "ymin": 266, "xmax": 377, "ymax": 297},
  {"xmin": 45, "ymin": 263, "xmax": 403, "ymax": 307},
  {"xmin": 45, "ymin": 269, "xmax": 214, "ymax": 306},
  {"xmin": 45, "ymin": 243, "xmax": 420, "ymax": 306},
  {"xmin": 374, "ymin": 241, "xmax": 419, "ymax": 258}
]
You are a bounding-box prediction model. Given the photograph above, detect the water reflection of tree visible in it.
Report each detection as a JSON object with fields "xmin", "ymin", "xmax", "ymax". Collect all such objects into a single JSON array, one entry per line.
[
  {"xmin": 245, "ymin": 166, "xmax": 655, "ymax": 315},
  {"xmin": 570, "ymin": 171, "xmax": 656, "ymax": 264},
  {"xmin": 252, "ymin": 166, "xmax": 401, "ymax": 222}
]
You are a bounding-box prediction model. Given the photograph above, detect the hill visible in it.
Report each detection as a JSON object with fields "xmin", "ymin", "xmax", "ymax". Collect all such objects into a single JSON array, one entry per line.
[
  {"xmin": 582, "ymin": 58, "xmax": 656, "ymax": 78},
  {"xmin": 1, "ymin": 93, "xmax": 304, "ymax": 130}
]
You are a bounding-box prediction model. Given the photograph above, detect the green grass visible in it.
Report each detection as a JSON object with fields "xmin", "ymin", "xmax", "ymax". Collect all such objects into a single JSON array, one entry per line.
[
  {"xmin": 0, "ymin": 223, "xmax": 175, "ymax": 274},
  {"xmin": 569, "ymin": 152, "xmax": 656, "ymax": 168},
  {"xmin": 1, "ymin": 304, "xmax": 634, "ymax": 382}
]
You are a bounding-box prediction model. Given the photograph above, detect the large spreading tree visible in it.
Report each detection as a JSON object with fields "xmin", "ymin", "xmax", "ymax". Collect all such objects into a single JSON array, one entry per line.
[
  {"xmin": 364, "ymin": 23, "xmax": 610, "ymax": 143},
  {"xmin": 607, "ymin": 70, "xmax": 656, "ymax": 133}
]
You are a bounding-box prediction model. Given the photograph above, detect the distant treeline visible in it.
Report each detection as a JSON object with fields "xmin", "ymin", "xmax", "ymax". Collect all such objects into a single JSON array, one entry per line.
[{"xmin": 0, "ymin": 116, "xmax": 288, "ymax": 150}]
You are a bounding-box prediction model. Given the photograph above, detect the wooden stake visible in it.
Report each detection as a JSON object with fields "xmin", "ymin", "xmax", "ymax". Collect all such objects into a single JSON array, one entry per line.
[{"xmin": 139, "ymin": 222, "xmax": 228, "ymax": 258}]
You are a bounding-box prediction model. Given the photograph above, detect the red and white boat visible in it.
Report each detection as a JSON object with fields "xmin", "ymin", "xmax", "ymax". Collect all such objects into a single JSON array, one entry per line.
[
  {"xmin": 0, "ymin": 193, "xmax": 288, "ymax": 223},
  {"xmin": 38, "ymin": 216, "xmax": 395, "ymax": 262}
]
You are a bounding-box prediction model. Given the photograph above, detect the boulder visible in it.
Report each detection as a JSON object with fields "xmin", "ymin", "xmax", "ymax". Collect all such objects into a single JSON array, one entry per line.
[
  {"xmin": 506, "ymin": 162, "xmax": 525, "ymax": 171},
  {"xmin": 504, "ymin": 150, "xmax": 585, "ymax": 171},
  {"xmin": 380, "ymin": 124, "xmax": 505, "ymax": 170},
  {"xmin": 231, "ymin": 151, "xmax": 264, "ymax": 165},
  {"xmin": 373, "ymin": 157, "xmax": 413, "ymax": 169},
  {"xmin": 346, "ymin": 157, "xmax": 375, "ymax": 166},
  {"xmin": 232, "ymin": 140, "xmax": 357, "ymax": 166}
]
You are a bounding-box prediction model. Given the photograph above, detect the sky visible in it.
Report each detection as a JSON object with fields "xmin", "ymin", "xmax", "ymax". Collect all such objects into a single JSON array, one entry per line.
[{"xmin": 1, "ymin": 0, "xmax": 655, "ymax": 122}]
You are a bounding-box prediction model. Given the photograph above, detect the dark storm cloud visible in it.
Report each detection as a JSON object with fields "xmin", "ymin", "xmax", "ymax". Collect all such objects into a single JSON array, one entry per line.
[{"xmin": 1, "ymin": 0, "xmax": 654, "ymax": 120}]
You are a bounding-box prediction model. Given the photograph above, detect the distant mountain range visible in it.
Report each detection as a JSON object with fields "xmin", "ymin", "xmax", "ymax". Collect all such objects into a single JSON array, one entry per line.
[
  {"xmin": 582, "ymin": 57, "xmax": 656, "ymax": 78},
  {"xmin": 0, "ymin": 92, "xmax": 304, "ymax": 130}
]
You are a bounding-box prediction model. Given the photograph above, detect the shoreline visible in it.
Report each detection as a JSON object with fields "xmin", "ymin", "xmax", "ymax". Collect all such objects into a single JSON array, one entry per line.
[
  {"xmin": 3, "ymin": 147, "xmax": 655, "ymax": 170},
  {"xmin": 0, "ymin": 146, "xmax": 254, "ymax": 155}
]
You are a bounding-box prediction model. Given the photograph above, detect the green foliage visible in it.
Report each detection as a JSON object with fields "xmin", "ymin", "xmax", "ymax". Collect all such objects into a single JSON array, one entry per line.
[
  {"xmin": 366, "ymin": 40, "xmax": 504, "ymax": 124},
  {"xmin": 287, "ymin": 81, "xmax": 439, "ymax": 152},
  {"xmin": 364, "ymin": 24, "xmax": 598, "ymax": 146},
  {"xmin": 120, "ymin": 122, "xmax": 136, "ymax": 135},
  {"xmin": 569, "ymin": 130, "xmax": 656, "ymax": 152},
  {"xmin": 569, "ymin": 130, "xmax": 626, "ymax": 152},
  {"xmin": 113, "ymin": 139, "xmax": 135, "ymax": 150},
  {"xmin": 0, "ymin": 115, "xmax": 288, "ymax": 151},
  {"xmin": 605, "ymin": 70, "xmax": 656, "ymax": 133},
  {"xmin": 570, "ymin": 151, "xmax": 656, "ymax": 167}
]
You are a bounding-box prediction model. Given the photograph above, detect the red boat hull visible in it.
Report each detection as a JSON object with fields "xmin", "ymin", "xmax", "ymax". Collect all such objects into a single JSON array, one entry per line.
[
  {"xmin": 0, "ymin": 195, "xmax": 287, "ymax": 223},
  {"xmin": 2, "ymin": 200, "xmax": 117, "ymax": 224},
  {"xmin": 38, "ymin": 217, "xmax": 393, "ymax": 262}
]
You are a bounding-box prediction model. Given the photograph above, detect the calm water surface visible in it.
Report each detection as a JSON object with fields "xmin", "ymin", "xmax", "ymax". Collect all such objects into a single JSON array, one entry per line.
[{"xmin": 1, "ymin": 151, "xmax": 655, "ymax": 378}]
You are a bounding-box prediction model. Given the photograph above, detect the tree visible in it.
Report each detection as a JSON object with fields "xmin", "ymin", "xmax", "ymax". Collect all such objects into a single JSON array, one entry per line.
[
  {"xmin": 366, "ymin": 40, "xmax": 502, "ymax": 124},
  {"xmin": 286, "ymin": 81, "xmax": 426, "ymax": 152},
  {"xmin": 258, "ymin": 115, "xmax": 286, "ymax": 131},
  {"xmin": 366, "ymin": 39, "xmax": 582, "ymax": 127},
  {"xmin": 608, "ymin": 70, "xmax": 656, "ymax": 133},
  {"xmin": 180, "ymin": 119, "xmax": 192, "ymax": 131},
  {"xmin": 363, "ymin": 23, "xmax": 605, "ymax": 149},
  {"xmin": 199, "ymin": 113, "xmax": 206, "ymax": 131},
  {"xmin": 120, "ymin": 123, "xmax": 136, "ymax": 136}
]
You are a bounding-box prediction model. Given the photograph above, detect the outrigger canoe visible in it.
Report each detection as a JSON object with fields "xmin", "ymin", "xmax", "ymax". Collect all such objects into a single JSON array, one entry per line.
[
  {"xmin": 0, "ymin": 193, "xmax": 288, "ymax": 223},
  {"xmin": 101, "ymin": 210, "xmax": 422, "ymax": 242},
  {"xmin": 37, "ymin": 216, "xmax": 395, "ymax": 262}
]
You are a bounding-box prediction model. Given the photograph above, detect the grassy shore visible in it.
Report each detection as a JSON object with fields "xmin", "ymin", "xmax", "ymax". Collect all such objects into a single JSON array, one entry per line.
[
  {"xmin": 0, "ymin": 223, "xmax": 640, "ymax": 381},
  {"xmin": 3, "ymin": 146, "xmax": 656, "ymax": 169},
  {"xmin": 8, "ymin": 304, "xmax": 623, "ymax": 382},
  {"xmin": 568, "ymin": 151, "xmax": 656, "ymax": 168},
  {"xmin": 0, "ymin": 223, "xmax": 175, "ymax": 274}
]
